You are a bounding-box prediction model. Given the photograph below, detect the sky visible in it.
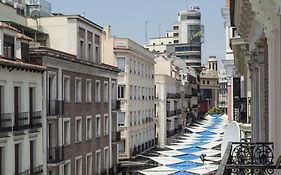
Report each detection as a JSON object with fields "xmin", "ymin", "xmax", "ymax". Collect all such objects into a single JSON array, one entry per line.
[{"xmin": 48, "ymin": 0, "xmax": 226, "ymax": 68}]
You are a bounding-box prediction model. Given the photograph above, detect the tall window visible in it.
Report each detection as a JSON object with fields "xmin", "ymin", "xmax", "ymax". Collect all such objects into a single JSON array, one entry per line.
[
  {"xmin": 75, "ymin": 157, "xmax": 82, "ymax": 175},
  {"xmin": 96, "ymin": 115, "xmax": 101, "ymax": 137},
  {"xmin": 104, "ymin": 114, "xmax": 109, "ymax": 135},
  {"xmin": 63, "ymin": 162, "xmax": 70, "ymax": 175},
  {"xmin": 117, "ymin": 57, "xmax": 125, "ymax": 72},
  {"xmin": 86, "ymin": 79, "xmax": 92, "ymax": 103},
  {"xmin": 0, "ymin": 86, "xmax": 3, "ymax": 115},
  {"xmin": 86, "ymin": 116, "xmax": 92, "ymax": 140},
  {"xmin": 63, "ymin": 119, "xmax": 70, "ymax": 145},
  {"xmin": 118, "ymin": 85, "xmax": 125, "ymax": 99},
  {"xmin": 87, "ymin": 31, "xmax": 93, "ymax": 61},
  {"xmin": 96, "ymin": 151, "xmax": 101, "ymax": 174},
  {"xmin": 75, "ymin": 117, "xmax": 82, "ymax": 143},
  {"xmin": 95, "ymin": 80, "xmax": 101, "ymax": 102},
  {"xmin": 75, "ymin": 78, "xmax": 81, "ymax": 103},
  {"xmin": 63, "ymin": 76, "xmax": 70, "ymax": 102},
  {"xmin": 80, "ymin": 40, "xmax": 85, "ymax": 60},
  {"xmin": 118, "ymin": 112, "xmax": 125, "ymax": 127},
  {"xmin": 104, "ymin": 148, "xmax": 109, "ymax": 171},
  {"xmin": 104, "ymin": 81, "xmax": 108, "ymax": 102},
  {"xmin": 86, "ymin": 154, "xmax": 92, "ymax": 175},
  {"xmin": 3, "ymin": 35, "xmax": 14, "ymax": 59}
]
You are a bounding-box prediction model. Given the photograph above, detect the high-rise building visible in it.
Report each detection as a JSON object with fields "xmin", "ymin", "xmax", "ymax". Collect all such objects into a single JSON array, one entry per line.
[{"xmin": 145, "ymin": 5, "xmax": 204, "ymax": 70}]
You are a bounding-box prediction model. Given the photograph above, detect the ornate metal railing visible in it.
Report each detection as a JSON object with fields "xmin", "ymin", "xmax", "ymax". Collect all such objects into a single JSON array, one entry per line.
[
  {"xmin": 30, "ymin": 111, "xmax": 42, "ymax": 129},
  {"xmin": 216, "ymin": 141, "xmax": 280, "ymax": 175},
  {"xmin": 0, "ymin": 113, "xmax": 12, "ymax": 132},
  {"xmin": 47, "ymin": 100, "xmax": 64, "ymax": 116}
]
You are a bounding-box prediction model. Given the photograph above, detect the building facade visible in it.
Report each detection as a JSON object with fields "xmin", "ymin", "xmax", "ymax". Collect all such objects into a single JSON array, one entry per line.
[
  {"xmin": 145, "ymin": 5, "xmax": 203, "ymax": 70},
  {"xmin": 27, "ymin": 15, "xmax": 119, "ymax": 175},
  {"xmin": 154, "ymin": 55, "xmax": 197, "ymax": 148},
  {"xmin": 0, "ymin": 22, "xmax": 45, "ymax": 175},
  {"xmin": 199, "ymin": 56, "xmax": 219, "ymax": 114},
  {"xmin": 103, "ymin": 27, "xmax": 156, "ymax": 160}
]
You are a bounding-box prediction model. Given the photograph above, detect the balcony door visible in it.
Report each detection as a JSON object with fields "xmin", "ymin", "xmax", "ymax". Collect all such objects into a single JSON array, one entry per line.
[{"xmin": 14, "ymin": 87, "xmax": 20, "ymax": 128}]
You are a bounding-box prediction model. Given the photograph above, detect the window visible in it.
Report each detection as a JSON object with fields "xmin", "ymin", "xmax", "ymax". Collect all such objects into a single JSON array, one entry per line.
[
  {"xmin": 130, "ymin": 85, "xmax": 133, "ymax": 100},
  {"xmin": 95, "ymin": 80, "xmax": 101, "ymax": 102},
  {"xmin": 63, "ymin": 162, "xmax": 70, "ymax": 175},
  {"xmin": 96, "ymin": 151, "xmax": 101, "ymax": 174},
  {"xmin": 104, "ymin": 148, "xmax": 109, "ymax": 170},
  {"xmin": 87, "ymin": 31, "xmax": 93, "ymax": 61},
  {"xmin": 63, "ymin": 76, "xmax": 70, "ymax": 102},
  {"xmin": 3, "ymin": 34, "xmax": 15, "ymax": 59},
  {"xmin": 174, "ymin": 40, "xmax": 179, "ymax": 44},
  {"xmin": 75, "ymin": 156, "xmax": 82, "ymax": 175},
  {"xmin": 117, "ymin": 57, "xmax": 125, "ymax": 72},
  {"xmin": 104, "ymin": 81, "xmax": 109, "ymax": 102},
  {"xmin": 173, "ymin": 33, "xmax": 179, "ymax": 37},
  {"xmin": 75, "ymin": 78, "xmax": 81, "ymax": 103},
  {"xmin": 117, "ymin": 85, "xmax": 125, "ymax": 99},
  {"xmin": 118, "ymin": 112, "xmax": 125, "ymax": 127},
  {"xmin": 104, "ymin": 114, "xmax": 109, "ymax": 135},
  {"xmin": 86, "ymin": 116, "xmax": 92, "ymax": 140},
  {"xmin": 96, "ymin": 115, "xmax": 101, "ymax": 137},
  {"xmin": 207, "ymin": 80, "xmax": 210, "ymax": 84},
  {"xmin": 63, "ymin": 119, "xmax": 70, "ymax": 145},
  {"xmin": 0, "ymin": 86, "xmax": 3, "ymax": 116},
  {"xmin": 75, "ymin": 117, "xmax": 82, "ymax": 143},
  {"xmin": 173, "ymin": 25, "xmax": 179, "ymax": 30},
  {"xmin": 21, "ymin": 42, "xmax": 29, "ymax": 61},
  {"xmin": 95, "ymin": 34, "xmax": 100, "ymax": 62},
  {"xmin": 86, "ymin": 154, "xmax": 92, "ymax": 175},
  {"xmin": 80, "ymin": 40, "xmax": 85, "ymax": 60},
  {"xmin": 86, "ymin": 79, "xmax": 92, "ymax": 103}
]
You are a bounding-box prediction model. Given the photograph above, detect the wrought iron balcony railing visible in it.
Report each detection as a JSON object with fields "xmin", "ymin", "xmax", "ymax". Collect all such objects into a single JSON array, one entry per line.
[
  {"xmin": 167, "ymin": 110, "xmax": 176, "ymax": 117},
  {"xmin": 47, "ymin": 100, "xmax": 64, "ymax": 116},
  {"xmin": 175, "ymin": 109, "xmax": 182, "ymax": 115},
  {"xmin": 216, "ymin": 141, "xmax": 280, "ymax": 175},
  {"xmin": 15, "ymin": 169, "xmax": 29, "ymax": 175},
  {"xmin": 47, "ymin": 146, "xmax": 64, "ymax": 163},
  {"xmin": 111, "ymin": 100, "xmax": 120, "ymax": 111},
  {"xmin": 14, "ymin": 112, "xmax": 29, "ymax": 131},
  {"xmin": 0, "ymin": 113, "xmax": 12, "ymax": 132},
  {"xmin": 31, "ymin": 165, "xmax": 43, "ymax": 175},
  {"xmin": 112, "ymin": 131, "xmax": 121, "ymax": 142},
  {"xmin": 30, "ymin": 111, "xmax": 42, "ymax": 129}
]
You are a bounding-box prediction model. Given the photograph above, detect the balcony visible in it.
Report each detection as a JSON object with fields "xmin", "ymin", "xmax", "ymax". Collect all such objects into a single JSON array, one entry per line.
[
  {"xmin": 167, "ymin": 110, "xmax": 176, "ymax": 117},
  {"xmin": 47, "ymin": 146, "xmax": 64, "ymax": 163},
  {"xmin": 216, "ymin": 141, "xmax": 279, "ymax": 175},
  {"xmin": 175, "ymin": 109, "xmax": 182, "ymax": 115},
  {"xmin": 111, "ymin": 100, "xmax": 120, "ymax": 111},
  {"xmin": 29, "ymin": 111, "xmax": 42, "ymax": 129},
  {"xmin": 112, "ymin": 131, "xmax": 121, "ymax": 142},
  {"xmin": 47, "ymin": 100, "xmax": 64, "ymax": 116},
  {"xmin": 185, "ymin": 94, "xmax": 191, "ymax": 98},
  {"xmin": 13, "ymin": 112, "xmax": 29, "ymax": 131},
  {"xmin": 31, "ymin": 165, "xmax": 43, "ymax": 175},
  {"xmin": 0, "ymin": 113, "xmax": 12, "ymax": 132},
  {"xmin": 15, "ymin": 170, "xmax": 29, "ymax": 175}
]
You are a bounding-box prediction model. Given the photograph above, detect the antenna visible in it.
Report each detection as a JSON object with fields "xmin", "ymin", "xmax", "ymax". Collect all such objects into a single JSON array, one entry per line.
[
  {"xmin": 82, "ymin": 10, "xmax": 85, "ymax": 17},
  {"xmin": 145, "ymin": 21, "xmax": 149, "ymax": 45},
  {"xmin": 30, "ymin": 10, "xmax": 40, "ymax": 42}
]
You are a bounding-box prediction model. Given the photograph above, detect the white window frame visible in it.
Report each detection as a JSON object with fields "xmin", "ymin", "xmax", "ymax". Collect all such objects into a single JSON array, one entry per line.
[
  {"xmin": 117, "ymin": 85, "xmax": 125, "ymax": 99},
  {"xmin": 75, "ymin": 156, "xmax": 82, "ymax": 175},
  {"xmin": 86, "ymin": 153, "xmax": 92, "ymax": 175},
  {"xmin": 86, "ymin": 79, "xmax": 92, "ymax": 103},
  {"xmin": 104, "ymin": 147, "xmax": 109, "ymax": 171},
  {"xmin": 96, "ymin": 115, "xmax": 101, "ymax": 137},
  {"xmin": 104, "ymin": 114, "xmax": 109, "ymax": 135},
  {"xmin": 75, "ymin": 77, "xmax": 82, "ymax": 103},
  {"xmin": 96, "ymin": 150, "xmax": 101, "ymax": 174},
  {"xmin": 104, "ymin": 81, "xmax": 109, "ymax": 102},
  {"xmin": 86, "ymin": 116, "xmax": 92, "ymax": 140},
  {"xmin": 63, "ymin": 160, "xmax": 71, "ymax": 175},
  {"xmin": 63, "ymin": 75, "xmax": 70, "ymax": 103},
  {"xmin": 95, "ymin": 80, "xmax": 101, "ymax": 102},
  {"xmin": 63, "ymin": 118, "xmax": 70, "ymax": 145},
  {"xmin": 75, "ymin": 117, "xmax": 82, "ymax": 143}
]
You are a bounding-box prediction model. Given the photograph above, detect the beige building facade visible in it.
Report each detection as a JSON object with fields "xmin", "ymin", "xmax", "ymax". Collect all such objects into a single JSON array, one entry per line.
[{"xmin": 103, "ymin": 27, "xmax": 156, "ymax": 160}]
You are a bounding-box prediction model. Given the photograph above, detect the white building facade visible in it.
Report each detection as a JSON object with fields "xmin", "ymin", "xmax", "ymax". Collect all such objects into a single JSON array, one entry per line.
[
  {"xmin": 103, "ymin": 27, "xmax": 156, "ymax": 160},
  {"xmin": 0, "ymin": 23, "xmax": 45, "ymax": 175}
]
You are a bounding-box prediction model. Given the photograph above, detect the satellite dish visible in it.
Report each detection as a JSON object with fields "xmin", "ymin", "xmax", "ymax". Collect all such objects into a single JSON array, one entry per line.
[{"xmin": 30, "ymin": 10, "xmax": 40, "ymax": 20}]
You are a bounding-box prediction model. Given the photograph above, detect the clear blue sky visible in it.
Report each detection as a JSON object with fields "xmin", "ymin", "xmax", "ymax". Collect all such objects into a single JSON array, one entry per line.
[{"xmin": 48, "ymin": 0, "xmax": 226, "ymax": 68}]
